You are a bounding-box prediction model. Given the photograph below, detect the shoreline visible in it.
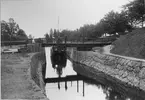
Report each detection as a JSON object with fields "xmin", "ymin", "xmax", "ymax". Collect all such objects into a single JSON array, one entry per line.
[
  {"xmin": 67, "ymin": 47, "xmax": 145, "ymax": 99},
  {"xmin": 1, "ymin": 52, "xmax": 48, "ymax": 100}
]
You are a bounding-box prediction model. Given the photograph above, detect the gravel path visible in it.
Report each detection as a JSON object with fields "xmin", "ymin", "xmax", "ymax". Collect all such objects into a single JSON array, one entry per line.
[{"xmin": 1, "ymin": 53, "xmax": 48, "ymax": 100}]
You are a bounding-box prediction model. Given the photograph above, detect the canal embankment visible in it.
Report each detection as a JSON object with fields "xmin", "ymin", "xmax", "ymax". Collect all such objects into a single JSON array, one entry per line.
[
  {"xmin": 30, "ymin": 52, "xmax": 47, "ymax": 96},
  {"xmin": 1, "ymin": 43, "xmax": 48, "ymax": 99},
  {"xmin": 1, "ymin": 52, "xmax": 48, "ymax": 99},
  {"xmin": 67, "ymin": 47, "xmax": 145, "ymax": 99}
]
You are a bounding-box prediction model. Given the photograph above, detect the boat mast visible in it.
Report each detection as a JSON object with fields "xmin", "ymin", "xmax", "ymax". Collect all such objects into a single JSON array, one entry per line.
[{"xmin": 58, "ymin": 16, "xmax": 59, "ymax": 36}]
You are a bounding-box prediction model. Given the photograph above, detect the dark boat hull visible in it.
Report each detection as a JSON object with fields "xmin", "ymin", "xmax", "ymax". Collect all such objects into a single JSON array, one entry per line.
[{"xmin": 50, "ymin": 47, "xmax": 67, "ymax": 68}]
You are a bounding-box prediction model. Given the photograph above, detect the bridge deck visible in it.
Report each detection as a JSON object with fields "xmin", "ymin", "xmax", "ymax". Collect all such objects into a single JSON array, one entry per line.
[{"xmin": 42, "ymin": 42, "xmax": 112, "ymax": 47}]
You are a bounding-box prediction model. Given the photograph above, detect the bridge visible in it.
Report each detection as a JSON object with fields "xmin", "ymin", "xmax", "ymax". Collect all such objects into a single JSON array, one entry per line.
[
  {"xmin": 42, "ymin": 36, "xmax": 116, "ymax": 47},
  {"xmin": 1, "ymin": 37, "xmax": 117, "ymax": 48},
  {"xmin": 41, "ymin": 42, "xmax": 112, "ymax": 47}
]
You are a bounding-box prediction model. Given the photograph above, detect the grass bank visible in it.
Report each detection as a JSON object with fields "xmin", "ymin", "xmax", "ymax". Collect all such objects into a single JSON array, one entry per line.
[
  {"xmin": 1, "ymin": 53, "xmax": 48, "ymax": 99},
  {"xmin": 111, "ymin": 28, "xmax": 145, "ymax": 59}
]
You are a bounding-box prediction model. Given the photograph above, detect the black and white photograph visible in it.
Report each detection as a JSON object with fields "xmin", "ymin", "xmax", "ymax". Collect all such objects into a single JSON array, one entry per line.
[{"xmin": 1, "ymin": 0, "xmax": 145, "ymax": 100}]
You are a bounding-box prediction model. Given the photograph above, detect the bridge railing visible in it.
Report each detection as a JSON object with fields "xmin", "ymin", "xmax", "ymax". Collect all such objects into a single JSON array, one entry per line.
[
  {"xmin": 41, "ymin": 36, "xmax": 117, "ymax": 46},
  {"xmin": 63, "ymin": 37, "xmax": 116, "ymax": 44}
]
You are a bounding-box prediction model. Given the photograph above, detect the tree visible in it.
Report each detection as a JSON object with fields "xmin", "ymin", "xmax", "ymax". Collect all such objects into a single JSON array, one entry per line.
[
  {"xmin": 123, "ymin": 0, "xmax": 145, "ymax": 27},
  {"xmin": 1, "ymin": 20, "xmax": 11, "ymax": 41},
  {"xmin": 47, "ymin": 1, "xmax": 145, "ymax": 42},
  {"xmin": 1, "ymin": 18, "xmax": 28, "ymax": 41},
  {"xmin": 16, "ymin": 29, "xmax": 28, "ymax": 40},
  {"xmin": 28, "ymin": 34, "xmax": 33, "ymax": 39},
  {"xmin": 34, "ymin": 38, "xmax": 42, "ymax": 43},
  {"xmin": 8, "ymin": 18, "xmax": 20, "ymax": 40},
  {"xmin": 79, "ymin": 24, "xmax": 97, "ymax": 40},
  {"xmin": 45, "ymin": 33, "xmax": 50, "ymax": 43},
  {"xmin": 101, "ymin": 10, "xmax": 131, "ymax": 35},
  {"xmin": 53, "ymin": 29, "xmax": 58, "ymax": 38},
  {"xmin": 49, "ymin": 28, "xmax": 53, "ymax": 42}
]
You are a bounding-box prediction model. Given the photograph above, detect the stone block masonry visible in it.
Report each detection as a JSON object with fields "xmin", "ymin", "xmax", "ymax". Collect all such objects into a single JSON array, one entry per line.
[
  {"xmin": 67, "ymin": 47, "xmax": 145, "ymax": 94},
  {"xmin": 30, "ymin": 52, "xmax": 47, "ymax": 96}
]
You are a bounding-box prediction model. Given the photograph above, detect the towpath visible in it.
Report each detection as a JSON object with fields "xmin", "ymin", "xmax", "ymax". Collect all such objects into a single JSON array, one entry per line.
[
  {"xmin": 96, "ymin": 45, "xmax": 145, "ymax": 62},
  {"xmin": 1, "ymin": 53, "xmax": 48, "ymax": 100}
]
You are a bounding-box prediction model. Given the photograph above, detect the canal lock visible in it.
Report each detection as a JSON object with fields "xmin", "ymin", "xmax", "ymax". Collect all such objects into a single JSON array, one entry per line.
[{"xmin": 42, "ymin": 47, "xmax": 145, "ymax": 100}]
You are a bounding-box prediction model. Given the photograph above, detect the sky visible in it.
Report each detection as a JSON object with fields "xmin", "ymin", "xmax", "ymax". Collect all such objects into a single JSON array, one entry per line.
[{"xmin": 1, "ymin": 0, "xmax": 131, "ymax": 38}]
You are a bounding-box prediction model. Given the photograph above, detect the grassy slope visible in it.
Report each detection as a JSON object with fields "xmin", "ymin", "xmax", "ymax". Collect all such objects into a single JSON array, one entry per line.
[{"xmin": 111, "ymin": 28, "xmax": 145, "ymax": 59}]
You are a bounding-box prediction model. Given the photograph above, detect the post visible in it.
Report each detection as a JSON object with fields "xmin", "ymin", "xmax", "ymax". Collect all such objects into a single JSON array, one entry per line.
[
  {"xmin": 83, "ymin": 80, "xmax": 85, "ymax": 96},
  {"xmin": 77, "ymin": 80, "xmax": 79, "ymax": 92},
  {"xmin": 71, "ymin": 81, "xmax": 72, "ymax": 86},
  {"xmin": 58, "ymin": 81, "xmax": 60, "ymax": 90},
  {"xmin": 65, "ymin": 81, "xmax": 67, "ymax": 91}
]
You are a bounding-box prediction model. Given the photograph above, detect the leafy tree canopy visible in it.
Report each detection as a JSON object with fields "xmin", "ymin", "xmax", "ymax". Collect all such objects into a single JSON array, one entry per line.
[
  {"xmin": 123, "ymin": 0, "xmax": 145, "ymax": 27},
  {"xmin": 46, "ymin": 0, "xmax": 144, "ymax": 42},
  {"xmin": 1, "ymin": 18, "xmax": 28, "ymax": 41}
]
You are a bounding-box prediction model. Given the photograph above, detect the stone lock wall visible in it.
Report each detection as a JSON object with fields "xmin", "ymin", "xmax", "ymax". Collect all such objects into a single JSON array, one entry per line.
[
  {"xmin": 30, "ymin": 52, "xmax": 46, "ymax": 94},
  {"xmin": 67, "ymin": 48, "xmax": 145, "ymax": 92}
]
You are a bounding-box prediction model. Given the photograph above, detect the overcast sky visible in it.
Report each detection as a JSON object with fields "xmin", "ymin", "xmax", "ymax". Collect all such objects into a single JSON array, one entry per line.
[{"xmin": 1, "ymin": 0, "xmax": 131, "ymax": 38}]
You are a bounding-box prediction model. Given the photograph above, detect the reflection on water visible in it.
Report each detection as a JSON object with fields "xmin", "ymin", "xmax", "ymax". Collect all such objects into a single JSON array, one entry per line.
[
  {"xmin": 45, "ymin": 47, "xmax": 144, "ymax": 100},
  {"xmin": 84, "ymin": 79, "xmax": 129, "ymax": 100}
]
